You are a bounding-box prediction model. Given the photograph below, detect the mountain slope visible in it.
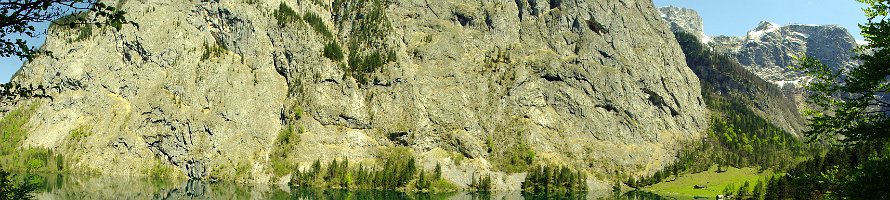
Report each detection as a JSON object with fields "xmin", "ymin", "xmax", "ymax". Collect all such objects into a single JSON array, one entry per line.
[
  {"xmin": 658, "ymin": 7, "xmax": 805, "ymax": 136},
  {"xmin": 6, "ymin": 0, "xmax": 707, "ymax": 188}
]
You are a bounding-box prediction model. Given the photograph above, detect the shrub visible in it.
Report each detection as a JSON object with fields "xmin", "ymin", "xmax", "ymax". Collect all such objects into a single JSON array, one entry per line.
[
  {"xmin": 274, "ymin": 2, "xmax": 300, "ymax": 27},
  {"xmin": 0, "ymin": 104, "xmax": 36, "ymax": 155},
  {"xmin": 51, "ymin": 12, "xmax": 94, "ymax": 43},
  {"xmin": 336, "ymin": 0, "xmax": 396, "ymax": 85},
  {"xmin": 0, "ymin": 103, "xmax": 64, "ymax": 173}
]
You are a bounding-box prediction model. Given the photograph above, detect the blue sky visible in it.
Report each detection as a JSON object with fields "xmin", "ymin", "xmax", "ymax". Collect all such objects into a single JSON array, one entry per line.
[
  {"xmin": 0, "ymin": 22, "xmax": 49, "ymax": 83},
  {"xmin": 653, "ymin": 0, "xmax": 868, "ymax": 40},
  {"xmin": 0, "ymin": 1, "xmax": 872, "ymax": 83}
]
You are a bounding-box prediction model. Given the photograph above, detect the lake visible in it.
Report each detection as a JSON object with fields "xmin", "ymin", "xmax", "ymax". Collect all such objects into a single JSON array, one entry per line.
[{"xmin": 19, "ymin": 173, "xmax": 671, "ymax": 199}]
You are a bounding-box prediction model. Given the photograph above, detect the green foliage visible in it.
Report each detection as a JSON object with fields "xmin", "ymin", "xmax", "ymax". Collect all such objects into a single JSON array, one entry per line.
[
  {"xmin": 659, "ymin": 30, "xmax": 823, "ymax": 191},
  {"xmin": 303, "ymin": 11, "xmax": 332, "ymax": 38},
  {"xmin": 2, "ymin": 0, "xmax": 136, "ymax": 60},
  {"xmin": 791, "ymin": 19, "xmax": 889, "ymax": 145},
  {"xmin": 68, "ymin": 125, "xmax": 92, "ymax": 142},
  {"xmin": 270, "ymin": 103, "xmax": 304, "ymax": 177},
  {"xmin": 522, "ymin": 165, "xmax": 587, "ymax": 193},
  {"xmin": 274, "ymin": 2, "xmax": 300, "ymax": 27},
  {"xmin": 429, "ymin": 178, "xmax": 460, "ymax": 192},
  {"xmin": 146, "ymin": 160, "xmax": 177, "ymax": 182},
  {"xmin": 489, "ymin": 118, "xmax": 535, "ymax": 173},
  {"xmin": 0, "ymin": 170, "xmax": 37, "ymax": 200},
  {"xmin": 763, "ymin": 1, "xmax": 890, "ymax": 199},
  {"xmin": 335, "ymin": 0, "xmax": 397, "ymax": 85},
  {"xmin": 201, "ymin": 41, "xmax": 227, "ymax": 61},
  {"xmin": 323, "ymin": 41, "xmax": 344, "ymax": 62},
  {"xmin": 433, "ymin": 162, "xmax": 442, "ymax": 180},
  {"xmin": 54, "ymin": 12, "xmax": 95, "ymax": 43},
  {"xmin": 415, "ymin": 170, "xmax": 431, "ymax": 190},
  {"xmin": 469, "ymin": 173, "xmax": 492, "ymax": 192},
  {"xmin": 766, "ymin": 144, "xmax": 890, "ymax": 199},
  {"xmin": 0, "ymin": 103, "xmax": 66, "ymax": 173},
  {"xmin": 290, "ymin": 148, "xmax": 419, "ymax": 190},
  {"xmin": 0, "ymin": 104, "xmax": 36, "ymax": 155}
]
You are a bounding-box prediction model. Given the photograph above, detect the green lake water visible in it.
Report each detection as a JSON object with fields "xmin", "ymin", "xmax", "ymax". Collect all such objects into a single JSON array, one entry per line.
[{"xmin": 19, "ymin": 173, "xmax": 671, "ymax": 199}]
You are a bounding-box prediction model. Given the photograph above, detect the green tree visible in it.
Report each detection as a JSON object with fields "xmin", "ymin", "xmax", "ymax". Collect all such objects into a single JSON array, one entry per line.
[
  {"xmin": 0, "ymin": 170, "xmax": 37, "ymax": 200},
  {"xmin": 795, "ymin": 0, "xmax": 890, "ymax": 145},
  {"xmin": 768, "ymin": 1, "xmax": 890, "ymax": 199},
  {"xmin": 0, "ymin": 0, "xmax": 136, "ymax": 60},
  {"xmin": 433, "ymin": 162, "xmax": 441, "ymax": 179}
]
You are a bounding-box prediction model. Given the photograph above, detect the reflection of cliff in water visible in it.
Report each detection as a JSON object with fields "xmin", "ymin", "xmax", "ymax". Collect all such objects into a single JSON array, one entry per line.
[{"xmin": 25, "ymin": 173, "xmax": 667, "ymax": 199}]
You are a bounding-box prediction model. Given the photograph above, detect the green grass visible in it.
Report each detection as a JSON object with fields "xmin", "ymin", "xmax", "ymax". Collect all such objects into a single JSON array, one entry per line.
[{"xmin": 644, "ymin": 165, "xmax": 776, "ymax": 198}]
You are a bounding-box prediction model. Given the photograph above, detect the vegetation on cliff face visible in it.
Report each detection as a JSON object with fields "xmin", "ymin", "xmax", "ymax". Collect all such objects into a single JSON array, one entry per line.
[
  {"xmin": 334, "ymin": 0, "xmax": 397, "ymax": 84},
  {"xmin": 0, "ymin": 103, "xmax": 66, "ymax": 174}
]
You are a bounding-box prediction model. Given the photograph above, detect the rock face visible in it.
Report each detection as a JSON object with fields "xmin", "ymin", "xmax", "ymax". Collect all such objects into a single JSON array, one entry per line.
[
  {"xmin": 9, "ymin": 0, "xmax": 708, "ymax": 188},
  {"xmin": 716, "ymin": 21, "xmax": 859, "ymax": 87},
  {"xmin": 659, "ymin": 6, "xmax": 859, "ymax": 88},
  {"xmin": 658, "ymin": 6, "xmax": 709, "ymax": 43}
]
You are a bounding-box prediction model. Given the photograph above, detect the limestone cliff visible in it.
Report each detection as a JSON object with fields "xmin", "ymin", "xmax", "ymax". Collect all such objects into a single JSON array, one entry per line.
[
  {"xmin": 658, "ymin": 6, "xmax": 709, "ymax": 43},
  {"xmin": 8, "ymin": 0, "xmax": 707, "ymax": 189}
]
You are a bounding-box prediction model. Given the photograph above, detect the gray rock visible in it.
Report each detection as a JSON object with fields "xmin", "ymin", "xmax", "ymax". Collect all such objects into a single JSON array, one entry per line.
[
  {"xmin": 659, "ymin": 6, "xmax": 709, "ymax": 43},
  {"xmin": 8, "ymin": 0, "xmax": 708, "ymax": 188},
  {"xmin": 721, "ymin": 21, "xmax": 859, "ymax": 87}
]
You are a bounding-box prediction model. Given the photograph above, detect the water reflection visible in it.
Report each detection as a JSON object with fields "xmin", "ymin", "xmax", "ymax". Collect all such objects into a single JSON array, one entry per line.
[{"xmin": 21, "ymin": 173, "xmax": 670, "ymax": 199}]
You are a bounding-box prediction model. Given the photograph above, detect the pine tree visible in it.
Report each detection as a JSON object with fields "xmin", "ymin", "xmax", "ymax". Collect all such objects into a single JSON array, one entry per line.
[{"xmin": 434, "ymin": 162, "xmax": 442, "ymax": 179}]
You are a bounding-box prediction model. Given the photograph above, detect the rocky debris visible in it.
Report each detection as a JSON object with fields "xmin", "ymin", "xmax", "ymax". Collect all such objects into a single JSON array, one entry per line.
[{"xmin": 8, "ymin": 0, "xmax": 709, "ymax": 188}]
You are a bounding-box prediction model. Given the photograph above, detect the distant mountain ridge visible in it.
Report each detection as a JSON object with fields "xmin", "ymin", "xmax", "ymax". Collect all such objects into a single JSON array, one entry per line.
[
  {"xmin": 658, "ymin": 6, "xmax": 859, "ymax": 88},
  {"xmin": 658, "ymin": 6, "xmax": 809, "ymax": 136}
]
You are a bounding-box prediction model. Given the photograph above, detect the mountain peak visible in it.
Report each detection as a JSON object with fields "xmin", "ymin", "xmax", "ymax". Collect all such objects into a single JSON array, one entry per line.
[
  {"xmin": 748, "ymin": 21, "xmax": 781, "ymax": 39},
  {"xmin": 754, "ymin": 21, "xmax": 780, "ymax": 31}
]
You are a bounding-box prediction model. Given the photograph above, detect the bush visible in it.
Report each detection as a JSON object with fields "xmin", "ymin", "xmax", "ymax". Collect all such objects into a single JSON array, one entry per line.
[
  {"xmin": 336, "ymin": 0, "xmax": 397, "ymax": 85},
  {"xmin": 274, "ymin": 2, "xmax": 300, "ymax": 27},
  {"xmin": 323, "ymin": 41, "xmax": 344, "ymax": 62}
]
